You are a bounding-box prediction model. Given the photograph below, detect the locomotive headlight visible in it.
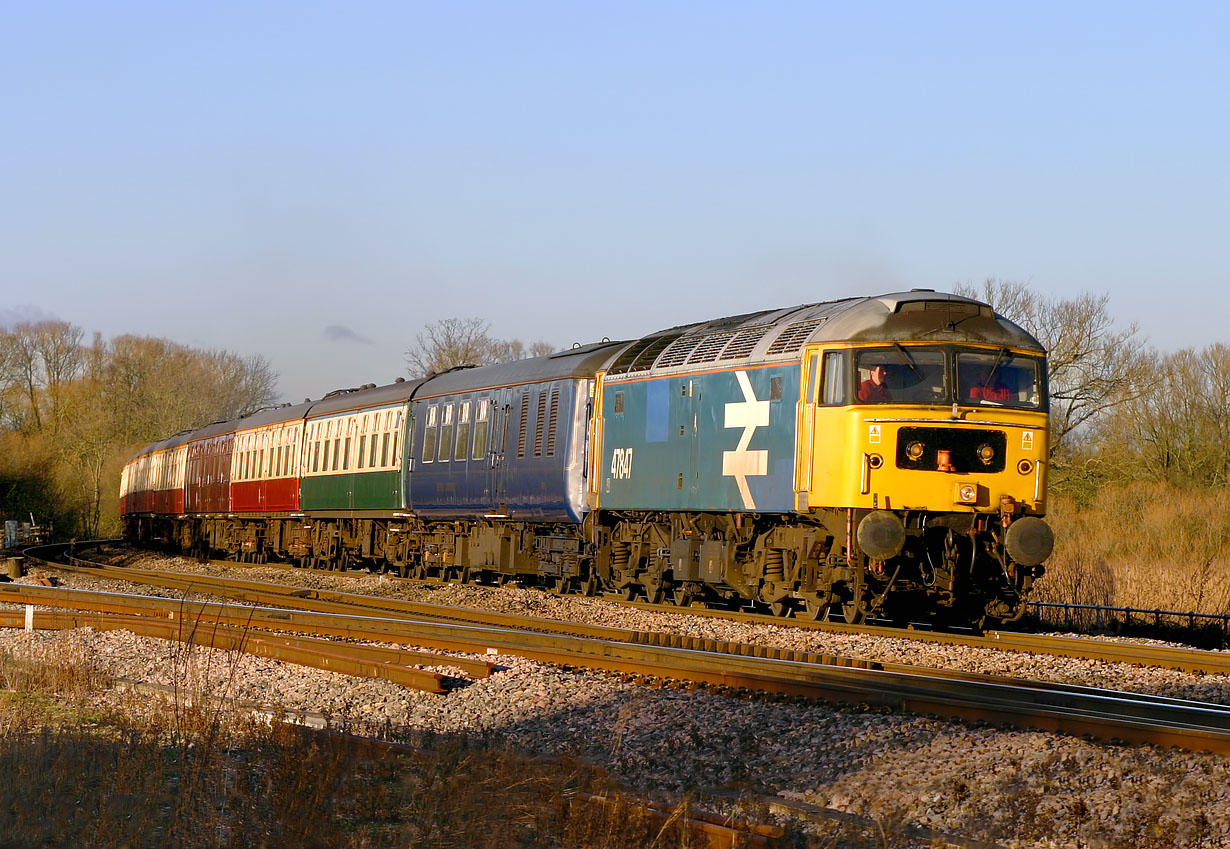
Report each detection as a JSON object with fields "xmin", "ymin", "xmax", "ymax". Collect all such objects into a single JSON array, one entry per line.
[
  {"xmin": 954, "ymin": 482, "xmax": 978, "ymax": 504},
  {"xmin": 905, "ymin": 441, "xmax": 925, "ymax": 461},
  {"xmin": 977, "ymin": 443, "xmax": 995, "ymax": 466}
]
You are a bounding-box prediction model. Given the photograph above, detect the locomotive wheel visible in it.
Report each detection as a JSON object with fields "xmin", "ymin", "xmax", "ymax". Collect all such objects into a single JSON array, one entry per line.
[
  {"xmin": 799, "ymin": 598, "xmax": 828, "ymax": 621},
  {"xmin": 834, "ymin": 598, "xmax": 866, "ymax": 625},
  {"xmin": 673, "ymin": 587, "xmax": 693, "ymax": 607},
  {"xmin": 768, "ymin": 599, "xmax": 793, "ymax": 618},
  {"xmin": 618, "ymin": 584, "xmax": 638, "ymax": 601}
]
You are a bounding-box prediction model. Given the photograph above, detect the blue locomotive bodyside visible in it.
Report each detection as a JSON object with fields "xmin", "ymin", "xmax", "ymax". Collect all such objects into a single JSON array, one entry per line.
[{"xmin": 599, "ymin": 364, "xmax": 800, "ymax": 514}]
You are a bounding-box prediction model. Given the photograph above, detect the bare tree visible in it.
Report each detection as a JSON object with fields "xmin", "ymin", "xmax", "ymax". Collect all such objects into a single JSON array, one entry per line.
[
  {"xmin": 405, "ymin": 318, "xmax": 555, "ymax": 378},
  {"xmin": 106, "ymin": 335, "xmax": 279, "ymax": 441},
  {"xmin": 1099, "ymin": 344, "xmax": 1230, "ymax": 489},
  {"xmin": 0, "ymin": 321, "xmax": 84, "ymax": 433},
  {"xmin": 954, "ymin": 280, "xmax": 1147, "ymax": 460}
]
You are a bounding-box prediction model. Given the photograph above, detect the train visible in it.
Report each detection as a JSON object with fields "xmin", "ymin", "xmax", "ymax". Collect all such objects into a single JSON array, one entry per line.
[{"xmin": 120, "ymin": 290, "xmax": 1053, "ymax": 628}]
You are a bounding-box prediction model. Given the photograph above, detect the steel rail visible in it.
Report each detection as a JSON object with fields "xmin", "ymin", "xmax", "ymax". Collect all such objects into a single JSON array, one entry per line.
[
  {"xmin": 58, "ymin": 554, "xmax": 1230, "ymax": 678},
  {"xmin": 45, "ymin": 560, "xmax": 1230, "ymax": 700},
  {"xmin": 0, "ymin": 606, "xmax": 491, "ymax": 678},
  {"xmin": 47, "ymin": 544, "xmax": 1230, "ymax": 676},
  {"xmin": 56, "ymin": 558, "xmax": 634, "ymax": 642},
  {"xmin": 163, "ymin": 547, "xmax": 1230, "ymax": 676},
  {"xmin": 5, "ymin": 582, "xmax": 1230, "ymax": 754},
  {"xmin": 0, "ymin": 607, "xmax": 492, "ymax": 693}
]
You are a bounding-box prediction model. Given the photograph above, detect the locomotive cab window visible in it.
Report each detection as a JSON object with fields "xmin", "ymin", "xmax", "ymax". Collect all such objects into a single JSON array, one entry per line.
[
  {"xmin": 856, "ymin": 347, "xmax": 946, "ymax": 405},
  {"xmin": 956, "ymin": 349, "xmax": 1044, "ymax": 409}
]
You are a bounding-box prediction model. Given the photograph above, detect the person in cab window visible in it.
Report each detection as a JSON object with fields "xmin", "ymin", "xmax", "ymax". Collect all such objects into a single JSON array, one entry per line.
[
  {"xmin": 970, "ymin": 368, "xmax": 1013, "ymax": 402},
  {"xmin": 858, "ymin": 364, "xmax": 892, "ymax": 402}
]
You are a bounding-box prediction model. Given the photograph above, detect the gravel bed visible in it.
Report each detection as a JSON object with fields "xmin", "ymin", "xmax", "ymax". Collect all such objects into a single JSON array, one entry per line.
[{"xmin": 3, "ymin": 555, "xmax": 1229, "ymax": 847}]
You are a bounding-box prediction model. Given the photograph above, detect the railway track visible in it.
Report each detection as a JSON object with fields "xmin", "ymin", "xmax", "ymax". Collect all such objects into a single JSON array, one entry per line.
[
  {"xmin": 59, "ymin": 544, "xmax": 1230, "ymax": 677},
  {"xmin": 7, "ymin": 544, "xmax": 1230, "ymax": 755}
]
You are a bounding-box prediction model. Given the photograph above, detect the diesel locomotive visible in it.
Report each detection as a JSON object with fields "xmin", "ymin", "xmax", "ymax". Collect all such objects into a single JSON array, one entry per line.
[{"xmin": 121, "ymin": 290, "xmax": 1052, "ymax": 628}]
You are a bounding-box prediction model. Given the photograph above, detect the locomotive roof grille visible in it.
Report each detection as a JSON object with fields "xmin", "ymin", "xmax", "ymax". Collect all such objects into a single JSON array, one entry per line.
[
  {"xmin": 686, "ymin": 332, "xmax": 735, "ymax": 364},
  {"xmin": 655, "ymin": 335, "xmax": 705, "ymax": 368},
  {"xmin": 608, "ymin": 333, "xmax": 684, "ymax": 375},
  {"xmin": 718, "ymin": 326, "xmax": 772, "ymax": 360},
  {"xmin": 766, "ymin": 318, "xmax": 826, "ymax": 355}
]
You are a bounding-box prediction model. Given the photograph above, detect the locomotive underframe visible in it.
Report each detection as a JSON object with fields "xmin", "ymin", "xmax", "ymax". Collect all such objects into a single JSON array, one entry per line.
[{"xmin": 124, "ymin": 502, "xmax": 1040, "ymax": 627}]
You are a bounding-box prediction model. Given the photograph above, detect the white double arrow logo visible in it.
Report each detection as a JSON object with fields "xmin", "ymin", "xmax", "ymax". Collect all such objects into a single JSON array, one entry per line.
[{"xmin": 722, "ymin": 371, "xmax": 770, "ymax": 509}]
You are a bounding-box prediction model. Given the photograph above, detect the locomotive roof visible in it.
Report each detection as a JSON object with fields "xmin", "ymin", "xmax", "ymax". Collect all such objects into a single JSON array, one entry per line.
[{"xmin": 601, "ymin": 290, "xmax": 1044, "ymax": 380}]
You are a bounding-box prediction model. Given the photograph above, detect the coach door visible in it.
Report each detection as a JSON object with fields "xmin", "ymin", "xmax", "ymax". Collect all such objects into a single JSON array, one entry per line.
[{"xmin": 488, "ymin": 396, "xmax": 511, "ymax": 515}]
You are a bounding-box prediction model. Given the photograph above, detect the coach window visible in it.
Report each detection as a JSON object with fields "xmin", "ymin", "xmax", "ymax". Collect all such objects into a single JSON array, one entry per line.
[
  {"xmin": 820, "ymin": 351, "xmax": 849, "ymax": 406},
  {"xmin": 422, "ymin": 405, "xmax": 438, "ymax": 463},
  {"xmin": 473, "ymin": 400, "xmax": 490, "ymax": 460},
  {"xmin": 456, "ymin": 401, "xmax": 471, "ymax": 461},
  {"xmin": 439, "ymin": 404, "xmax": 454, "ymax": 463}
]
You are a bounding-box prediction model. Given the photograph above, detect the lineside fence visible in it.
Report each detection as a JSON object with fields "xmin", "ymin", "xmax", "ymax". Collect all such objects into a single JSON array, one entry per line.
[{"xmin": 1026, "ymin": 601, "xmax": 1230, "ymax": 649}]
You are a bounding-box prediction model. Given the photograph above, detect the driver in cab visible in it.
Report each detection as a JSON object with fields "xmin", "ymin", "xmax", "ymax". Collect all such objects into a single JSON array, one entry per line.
[{"xmin": 858, "ymin": 364, "xmax": 892, "ymax": 402}]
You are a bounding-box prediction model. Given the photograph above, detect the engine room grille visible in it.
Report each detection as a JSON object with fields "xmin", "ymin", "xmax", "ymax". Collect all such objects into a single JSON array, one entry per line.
[
  {"xmin": 719, "ymin": 326, "xmax": 772, "ymax": 360},
  {"xmin": 686, "ymin": 332, "xmax": 735, "ymax": 364},
  {"xmin": 766, "ymin": 319, "xmax": 825, "ymax": 355},
  {"xmin": 608, "ymin": 333, "xmax": 683, "ymax": 375},
  {"xmin": 655, "ymin": 336, "xmax": 705, "ymax": 368}
]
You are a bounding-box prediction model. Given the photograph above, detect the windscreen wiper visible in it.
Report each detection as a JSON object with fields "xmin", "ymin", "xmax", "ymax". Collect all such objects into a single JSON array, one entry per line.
[{"xmin": 893, "ymin": 343, "xmax": 923, "ymax": 380}]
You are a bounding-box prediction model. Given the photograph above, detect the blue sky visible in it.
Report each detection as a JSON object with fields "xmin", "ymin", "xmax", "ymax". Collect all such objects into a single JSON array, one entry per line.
[{"xmin": 2, "ymin": 1, "xmax": 1226, "ymax": 403}]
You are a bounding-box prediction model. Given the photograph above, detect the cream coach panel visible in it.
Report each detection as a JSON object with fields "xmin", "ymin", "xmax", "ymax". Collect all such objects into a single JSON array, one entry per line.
[{"xmin": 303, "ymin": 405, "xmax": 405, "ymax": 477}]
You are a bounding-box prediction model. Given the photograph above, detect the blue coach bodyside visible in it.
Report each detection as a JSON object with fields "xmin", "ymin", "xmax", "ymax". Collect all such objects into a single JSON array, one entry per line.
[{"xmin": 407, "ymin": 341, "xmax": 629, "ymax": 522}]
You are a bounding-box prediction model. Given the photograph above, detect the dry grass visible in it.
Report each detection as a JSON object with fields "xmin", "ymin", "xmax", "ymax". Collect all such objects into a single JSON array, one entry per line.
[
  {"xmin": 1039, "ymin": 482, "xmax": 1230, "ymax": 617},
  {"xmin": 0, "ymin": 638, "xmax": 813, "ymax": 849}
]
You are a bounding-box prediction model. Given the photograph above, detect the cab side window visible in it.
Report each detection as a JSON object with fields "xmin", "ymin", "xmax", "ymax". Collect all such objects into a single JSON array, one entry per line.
[{"xmin": 820, "ymin": 351, "xmax": 848, "ymax": 405}]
